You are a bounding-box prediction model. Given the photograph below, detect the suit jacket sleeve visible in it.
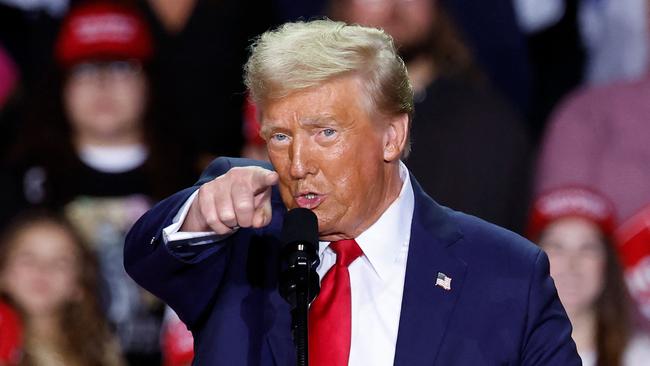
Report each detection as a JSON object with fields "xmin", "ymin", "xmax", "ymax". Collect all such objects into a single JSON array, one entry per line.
[
  {"xmin": 123, "ymin": 157, "xmax": 274, "ymax": 330},
  {"xmin": 521, "ymin": 249, "xmax": 581, "ymax": 365}
]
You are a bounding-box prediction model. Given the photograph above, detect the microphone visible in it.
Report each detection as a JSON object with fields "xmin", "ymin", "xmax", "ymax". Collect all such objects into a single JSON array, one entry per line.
[{"xmin": 279, "ymin": 208, "xmax": 320, "ymax": 366}]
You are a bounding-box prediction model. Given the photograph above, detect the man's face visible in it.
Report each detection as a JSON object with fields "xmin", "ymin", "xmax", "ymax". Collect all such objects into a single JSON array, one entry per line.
[{"xmin": 260, "ymin": 76, "xmax": 404, "ymax": 241}]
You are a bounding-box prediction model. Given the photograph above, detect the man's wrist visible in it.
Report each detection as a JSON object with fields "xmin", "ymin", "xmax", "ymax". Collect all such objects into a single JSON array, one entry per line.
[{"xmin": 180, "ymin": 202, "xmax": 209, "ymax": 232}]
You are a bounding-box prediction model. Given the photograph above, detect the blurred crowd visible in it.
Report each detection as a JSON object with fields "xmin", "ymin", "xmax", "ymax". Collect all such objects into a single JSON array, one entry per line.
[{"xmin": 1, "ymin": 0, "xmax": 649, "ymax": 365}]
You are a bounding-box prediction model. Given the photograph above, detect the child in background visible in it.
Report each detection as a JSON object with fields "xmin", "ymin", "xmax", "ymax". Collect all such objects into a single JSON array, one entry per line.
[
  {"xmin": 0, "ymin": 211, "xmax": 123, "ymax": 366},
  {"xmin": 528, "ymin": 187, "xmax": 650, "ymax": 366}
]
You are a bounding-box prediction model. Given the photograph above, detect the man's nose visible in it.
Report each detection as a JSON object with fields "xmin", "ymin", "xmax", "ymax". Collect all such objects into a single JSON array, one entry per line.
[{"xmin": 289, "ymin": 136, "xmax": 316, "ymax": 179}]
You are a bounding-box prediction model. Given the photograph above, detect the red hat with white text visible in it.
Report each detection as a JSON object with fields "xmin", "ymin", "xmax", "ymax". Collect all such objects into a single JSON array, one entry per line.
[
  {"xmin": 55, "ymin": 1, "xmax": 153, "ymax": 67},
  {"xmin": 527, "ymin": 186, "xmax": 616, "ymax": 240}
]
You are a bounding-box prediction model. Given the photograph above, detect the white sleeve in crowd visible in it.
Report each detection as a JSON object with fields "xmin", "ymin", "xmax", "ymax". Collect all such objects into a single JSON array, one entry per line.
[{"xmin": 512, "ymin": 0, "xmax": 565, "ymax": 34}]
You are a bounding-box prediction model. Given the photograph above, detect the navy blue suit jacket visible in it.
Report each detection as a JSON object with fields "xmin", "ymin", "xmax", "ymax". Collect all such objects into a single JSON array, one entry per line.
[{"xmin": 124, "ymin": 157, "xmax": 580, "ymax": 365}]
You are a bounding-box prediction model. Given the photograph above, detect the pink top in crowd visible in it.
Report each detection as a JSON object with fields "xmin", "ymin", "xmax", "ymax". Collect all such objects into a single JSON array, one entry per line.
[{"xmin": 536, "ymin": 75, "xmax": 650, "ymax": 224}]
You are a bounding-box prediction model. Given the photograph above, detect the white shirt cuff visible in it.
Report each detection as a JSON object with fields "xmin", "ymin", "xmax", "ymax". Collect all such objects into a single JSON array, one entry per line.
[{"xmin": 163, "ymin": 190, "xmax": 216, "ymax": 244}]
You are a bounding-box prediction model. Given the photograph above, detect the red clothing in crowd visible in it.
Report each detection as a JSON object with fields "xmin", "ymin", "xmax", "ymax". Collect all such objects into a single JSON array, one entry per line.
[{"xmin": 0, "ymin": 301, "xmax": 22, "ymax": 365}]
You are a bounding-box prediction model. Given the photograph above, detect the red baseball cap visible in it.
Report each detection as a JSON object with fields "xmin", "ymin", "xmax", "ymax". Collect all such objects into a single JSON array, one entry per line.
[
  {"xmin": 527, "ymin": 186, "xmax": 617, "ymax": 240},
  {"xmin": 55, "ymin": 1, "xmax": 153, "ymax": 68}
]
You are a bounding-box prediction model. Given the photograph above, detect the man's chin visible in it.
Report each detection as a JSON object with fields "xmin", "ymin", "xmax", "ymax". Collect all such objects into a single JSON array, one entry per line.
[{"xmin": 315, "ymin": 217, "xmax": 353, "ymax": 242}]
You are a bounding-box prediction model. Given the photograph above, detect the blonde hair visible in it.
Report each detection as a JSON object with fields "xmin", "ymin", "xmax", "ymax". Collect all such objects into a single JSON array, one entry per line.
[{"xmin": 244, "ymin": 19, "xmax": 414, "ymax": 156}]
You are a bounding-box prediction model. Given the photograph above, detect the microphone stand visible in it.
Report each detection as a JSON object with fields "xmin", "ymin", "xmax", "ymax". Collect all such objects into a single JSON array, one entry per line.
[
  {"xmin": 280, "ymin": 208, "xmax": 320, "ymax": 366},
  {"xmin": 280, "ymin": 243, "xmax": 320, "ymax": 366}
]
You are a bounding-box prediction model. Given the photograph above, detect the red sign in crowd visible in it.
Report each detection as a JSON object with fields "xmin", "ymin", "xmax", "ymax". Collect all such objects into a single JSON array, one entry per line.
[{"xmin": 617, "ymin": 205, "xmax": 650, "ymax": 328}]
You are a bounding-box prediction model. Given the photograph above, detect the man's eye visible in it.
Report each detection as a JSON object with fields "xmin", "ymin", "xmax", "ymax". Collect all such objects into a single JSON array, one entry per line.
[
  {"xmin": 322, "ymin": 128, "xmax": 336, "ymax": 137},
  {"xmin": 271, "ymin": 133, "xmax": 288, "ymax": 142}
]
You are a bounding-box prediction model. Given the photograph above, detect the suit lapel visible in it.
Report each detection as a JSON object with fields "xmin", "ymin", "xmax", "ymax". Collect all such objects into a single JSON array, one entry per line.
[{"xmin": 394, "ymin": 176, "xmax": 467, "ymax": 366}]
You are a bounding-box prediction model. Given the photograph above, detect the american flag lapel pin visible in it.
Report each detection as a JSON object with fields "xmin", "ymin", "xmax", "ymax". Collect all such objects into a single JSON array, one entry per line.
[{"xmin": 435, "ymin": 272, "xmax": 452, "ymax": 291}]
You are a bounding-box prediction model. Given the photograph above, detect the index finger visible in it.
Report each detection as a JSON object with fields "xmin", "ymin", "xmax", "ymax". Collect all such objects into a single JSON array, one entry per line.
[{"xmin": 250, "ymin": 168, "xmax": 279, "ymax": 194}]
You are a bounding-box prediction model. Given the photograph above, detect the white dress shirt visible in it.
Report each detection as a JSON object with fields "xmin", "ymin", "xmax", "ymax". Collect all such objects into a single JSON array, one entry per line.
[
  {"xmin": 316, "ymin": 162, "xmax": 414, "ymax": 366},
  {"xmin": 163, "ymin": 189, "xmax": 215, "ymax": 243},
  {"xmin": 164, "ymin": 162, "xmax": 415, "ymax": 365}
]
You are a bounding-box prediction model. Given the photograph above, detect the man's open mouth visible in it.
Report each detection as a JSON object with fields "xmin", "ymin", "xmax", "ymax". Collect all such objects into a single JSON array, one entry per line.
[{"xmin": 295, "ymin": 192, "xmax": 325, "ymax": 209}]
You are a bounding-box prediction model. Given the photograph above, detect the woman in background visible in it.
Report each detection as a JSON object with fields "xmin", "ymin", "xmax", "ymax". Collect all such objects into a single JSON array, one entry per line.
[
  {"xmin": 0, "ymin": 211, "xmax": 123, "ymax": 366},
  {"xmin": 528, "ymin": 186, "xmax": 650, "ymax": 366}
]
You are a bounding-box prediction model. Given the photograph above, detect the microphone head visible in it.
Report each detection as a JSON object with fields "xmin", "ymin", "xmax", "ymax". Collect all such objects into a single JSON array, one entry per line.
[
  {"xmin": 279, "ymin": 208, "xmax": 321, "ymax": 307},
  {"xmin": 281, "ymin": 208, "xmax": 318, "ymax": 247}
]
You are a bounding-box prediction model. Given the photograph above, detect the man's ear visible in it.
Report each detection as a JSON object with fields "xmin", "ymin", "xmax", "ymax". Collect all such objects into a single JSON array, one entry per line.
[{"xmin": 383, "ymin": 113, "xmax": 409, "ymax": 162}]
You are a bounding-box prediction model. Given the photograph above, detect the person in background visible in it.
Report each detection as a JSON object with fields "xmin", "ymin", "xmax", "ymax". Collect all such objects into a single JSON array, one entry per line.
[
  {"xmin": 518, "ymin": 0, "xmax": 650, "ymax": 85},
  {"xmin": 516, "ymin": 0, "xmax": 586, "ymax": 141},
  {"xmin": 535, "ymin": 45, "xmax": 650, "ymax": 327},
  {"xmin": 140, "ymin": 0, "xmax": 277, "ymax": 171},
  {"xmin": 528, "ymin": 186, "xmax": 650, "ymax": 366},
  {"xmin": 1, "ymin": 0, "xmax": 192, "ymax": 216},
  {"xmin": 439, "ymin": 0, "xmax": 532, "ymax": 115},
  {"xmin": 0, "ymin": 2, "xmax": 194, "ymax": 364},
  {"xmin": 329, "ymin": 0, "xmax": 532, "ymax": 233},
  {"xmin": 0, "ymin": 210, "xmax": 124, "ymax": 366},
  {"xmin": 514, "ymin": 0, "xmax": 650, "ymax": 140}
]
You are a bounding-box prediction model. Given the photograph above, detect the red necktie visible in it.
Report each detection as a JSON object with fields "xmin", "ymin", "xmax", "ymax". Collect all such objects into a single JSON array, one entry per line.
[{"xmin": 309, "ymin": 239, "xmax": 363, "ymax": 366}]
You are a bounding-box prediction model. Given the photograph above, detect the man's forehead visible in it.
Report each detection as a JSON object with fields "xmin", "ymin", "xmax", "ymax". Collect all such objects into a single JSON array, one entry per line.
[
  {"xmin": 263, "ymin": 74, "xmax": 365, "ymax": 108},
  {"xmin": 262, "ymin": 112, "xmax": 339, "ymax": 126}
]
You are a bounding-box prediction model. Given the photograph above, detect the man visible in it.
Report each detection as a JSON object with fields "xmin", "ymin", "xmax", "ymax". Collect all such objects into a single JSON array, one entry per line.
[{"xmin": 125, "ymin": 20, "xmax": 580, "ymax": 365}]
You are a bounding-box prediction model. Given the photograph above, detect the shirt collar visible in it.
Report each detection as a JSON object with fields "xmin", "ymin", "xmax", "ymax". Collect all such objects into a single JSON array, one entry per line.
[{"xmin": 319, "ymin": 161, "xmax": 415, "ymax": 280}]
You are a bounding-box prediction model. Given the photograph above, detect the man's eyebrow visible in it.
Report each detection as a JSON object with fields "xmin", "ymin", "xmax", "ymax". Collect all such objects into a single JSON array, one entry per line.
[
  {"xmin": 260, "ymin": 115, "xmax": 339, "ymax": 137},
  {"xmin": 259, "ymin": 122, "xmax": 294, "ymax": 138}
]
